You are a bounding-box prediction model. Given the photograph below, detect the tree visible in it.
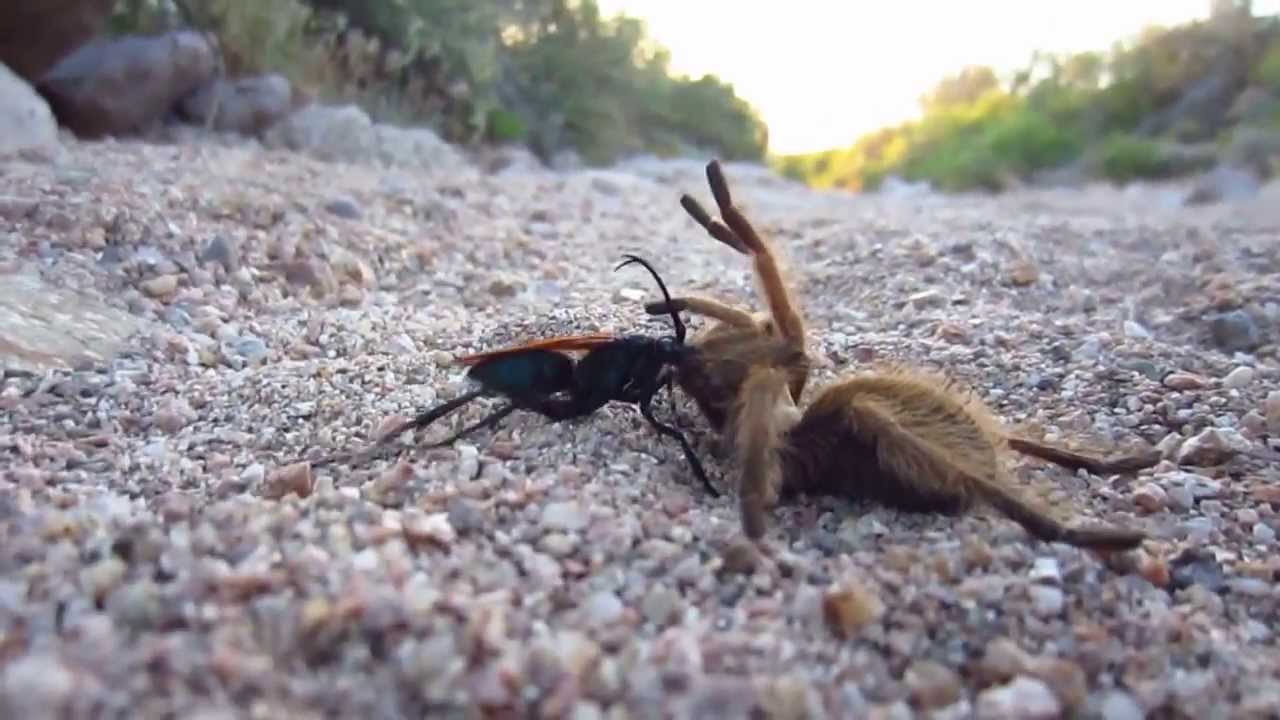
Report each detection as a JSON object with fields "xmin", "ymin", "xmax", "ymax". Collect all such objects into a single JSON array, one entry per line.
[{"xmin": 919, "ymin": 65, "xmax": 1000, "ymax": 112}]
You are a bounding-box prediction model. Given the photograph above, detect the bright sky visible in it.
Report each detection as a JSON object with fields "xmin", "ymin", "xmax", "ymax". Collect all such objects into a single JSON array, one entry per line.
[{"xmin": 596, "ymin": 0, "xmax": 1280, "ymax": 155}]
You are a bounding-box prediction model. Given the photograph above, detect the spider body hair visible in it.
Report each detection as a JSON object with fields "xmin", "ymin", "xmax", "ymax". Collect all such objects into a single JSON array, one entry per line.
[
  {"xmin": 775, "ymin": 365, "xmax": 1146, "ymax": 550},
  {"xmin": 647, "ymin": 160, "xmax": 1158, "ymax": 551}
]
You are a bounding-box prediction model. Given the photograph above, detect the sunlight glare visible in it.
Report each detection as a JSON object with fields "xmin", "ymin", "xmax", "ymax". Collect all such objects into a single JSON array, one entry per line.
[{"xmin": 595, "ymin": 0, "xmax": 1280, "ymax": 155}]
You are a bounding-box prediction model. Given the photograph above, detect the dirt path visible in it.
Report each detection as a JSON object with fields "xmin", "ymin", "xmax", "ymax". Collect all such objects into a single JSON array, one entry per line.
[{"xmin": 1, "ymin": 137, "xmax": 1278, "ymax": 718}]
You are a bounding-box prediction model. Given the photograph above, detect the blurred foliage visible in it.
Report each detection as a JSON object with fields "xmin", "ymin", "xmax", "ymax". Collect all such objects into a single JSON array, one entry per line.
[
  {"xmin": 1097, "ymin": 134, "xmax": 1175, "ymax": 182},
  {"xmin": 776, "ymin": 2, "xmax": 1280, "ymax": 192},
  {"xmin": 106, "ymin": 0, "xmax": 768, "ymax": 164}
]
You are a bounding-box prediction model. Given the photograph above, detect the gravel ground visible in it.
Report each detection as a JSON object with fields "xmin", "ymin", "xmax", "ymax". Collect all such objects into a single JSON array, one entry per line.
[{"xmin": 2, "ymin": 135, "xmax": 1279, "ymax": 719}]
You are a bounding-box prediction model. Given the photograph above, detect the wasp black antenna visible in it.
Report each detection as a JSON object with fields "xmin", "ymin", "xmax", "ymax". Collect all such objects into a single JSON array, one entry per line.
[{"xmin": 615, "ymin": 253, "xmax": 686, "ymax": 343}]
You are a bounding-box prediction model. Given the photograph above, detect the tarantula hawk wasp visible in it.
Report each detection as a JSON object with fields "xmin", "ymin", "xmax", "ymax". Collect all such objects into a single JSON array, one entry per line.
[
  {"xmin": 312, "ymin": 253, "xmax": 720, "ymax": 498},
  {"xmin": 640, "ymin": 159, "xmax": 1162, "ymax": 553}
]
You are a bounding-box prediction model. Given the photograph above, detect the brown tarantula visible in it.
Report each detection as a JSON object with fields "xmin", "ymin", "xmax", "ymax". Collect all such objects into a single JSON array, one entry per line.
[{"xmin": 643, "ymin": 160, "xmax": 1161, "ymax": 551}]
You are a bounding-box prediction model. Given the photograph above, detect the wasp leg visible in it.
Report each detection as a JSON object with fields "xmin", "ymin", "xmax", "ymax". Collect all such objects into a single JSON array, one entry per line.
[
  {"xmin": 664, "ymin": 371, "xmax": 680, "ymax": 426},
  {"xmin": 638, "ymin": 389, "xmax": 718, "ymax": 497},
  {"xmin": 312, "ymin": 388, "xmax": 485, "ymax": 467},
  {"xmin": 426, "ymin": 402, "xmax": 519, "ymax": 448}
]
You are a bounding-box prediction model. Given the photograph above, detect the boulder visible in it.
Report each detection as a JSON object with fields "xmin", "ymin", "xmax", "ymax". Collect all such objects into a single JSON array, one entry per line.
[
  {"xmin": 0, "ymin": 0, "xmax": 113, "ymax": 82},
  {"xmin": 37, "ymin": 30, "xmax": 218, "ymax": 139},
  {"xmin": 178, "ymin": 73, "xmax": 301, "ymax": 136},
  {"xmin": 262, "ymin": 103, "xmax": 470, "ymax": 174},
  {"xmin": 1184, "ymin": 164, "xmax": 1263, "ymax": 205},
  {"xmin": 0, "ymin": 62, "xmax": 61, "ymax": 161},
  {"xmin": 262, "ymin": 103, "xmax": 379, "ymax": 162}
]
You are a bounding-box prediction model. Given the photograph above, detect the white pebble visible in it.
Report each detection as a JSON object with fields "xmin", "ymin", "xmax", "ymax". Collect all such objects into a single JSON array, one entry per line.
[
  {"xmin": 455, "ymin": 444, "xmax": 480, "ymax": 481},
  {"xmin": 1122, "ymin": 320, "xmax": 1150, "ymax": 339},
  {"xmin": 1096, "ymin": 689, "xmax": 1144, "ymax": 720},
  {"xmin": 1253, "ymin": 523, "xmax": 1276, "ymax": 544},
  {"xmin": 1028, "ymin": 557, "xmax": 1061, "ymax": 585},
  {"xmin": 976, "ymin": 675, "xmax": 1060, "ymax": 719},
  {"xmin": 583, "ymin": 591, "xmax": 624, "ymax": 626},
  {"xmin": 1028, "ymin": 585, "xmax": 1065, "ymax": 618},
  {"xmin": 541, "ymin": 501, "xmax": 589, "ymax": 532},
  {"xmin": 1265, "ymin": 390, "xmax": 1280, "ymax": 431},
  {"xmin": 0, "ymin": 653, "xmax": 76, "ymax": 717},
  {"xmin": 1222, "ymin": 366, "xmax": 1254, "ymax": 390}
]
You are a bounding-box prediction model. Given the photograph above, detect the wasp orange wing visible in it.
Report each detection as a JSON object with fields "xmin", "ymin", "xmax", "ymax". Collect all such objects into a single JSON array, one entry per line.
[{"xmin": 456, "ymin": 333, "xmax": 618, "ymax": 366}]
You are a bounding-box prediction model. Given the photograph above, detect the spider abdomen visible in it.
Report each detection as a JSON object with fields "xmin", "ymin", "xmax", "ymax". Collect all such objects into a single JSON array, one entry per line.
[
  {"xmin": 778, "ymin": 365, "xmax": 1145, "ymax": 550},
  {"xmin": 781, "ymin": 365, "xmax": 1004, "ymax": 513}
]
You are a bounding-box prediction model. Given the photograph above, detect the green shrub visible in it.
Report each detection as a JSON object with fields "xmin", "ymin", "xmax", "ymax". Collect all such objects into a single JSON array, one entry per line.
[
  {"xmin": 108, "ymin": 0, "xmax": 767, "ymax": 163},
  {"xmin": 978, "ymin": 108, "xmax": 1084, "ymax": 174},
  {"xmin": 1255, "ymin": 41, "xmax": 1280, "ymax": 93},
  {"xmin": 1098, "ymin": 134, "xmax": 1170, "ymax": 182},
  {"xmin": 485, "ymin": 108, "xmax": 526, "ymax": 142}
]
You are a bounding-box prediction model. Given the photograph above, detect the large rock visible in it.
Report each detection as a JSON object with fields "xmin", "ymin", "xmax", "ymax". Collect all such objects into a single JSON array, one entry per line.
[
  {"xmin": 261, "ymin": 103, "xmax": 470, "ymax": 173},
  {"xmin": 0, "ymin": 265, "xmax": 141, "ymax": 374},
  {"xmin": 1183, "ymin": 164, "xmax": 1263, "ymax": 205},
  {"xmin": 262, "ymin": 104, "xmax": 378, "ymax": 162},
  {"xmin": 178, "ymin": 73, "xmax": 301, "ymax": 136},
  {"xmin": 0, "ymin": 62, "xmax": 61, "ymax": 161},
  {"xmin": 37, "ymin": 30, "xmax": 218, "ymax": 139},
  {"xmin": 0, "ymin": 0, "xmax": 113, "ymax": 83}
]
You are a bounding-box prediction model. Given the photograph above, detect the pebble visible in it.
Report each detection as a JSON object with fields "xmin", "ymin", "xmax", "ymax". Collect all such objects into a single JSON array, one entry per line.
[
  {"xmin": 1162, "ymin": 371, "xmax": 1207, "ymax": 390},
  {"xmin": 261, "ymin": 462, "xmax": 313, "ymax": 500},
  {"xmin": 1122, "ymin": 320, "xmax": 1150, "ymax": 339},
  {"xmin": 1094, "ymin": 689, "xmax": 1144, "ymax": 720},
  {"xmin": 1170, "ymin": 550, "xmax": 1226, "ymax": 592},
  {"xmin": 975, "ymin": 675, "xmax": 1060, "ymax": 719},
  {"xmin": 1222, "ymin": 366, "xmax": 1254, "ymax": 389},
  {"xmin": 446, "ymin": 497, "xmax": 487, "ymax": 534},
  {"xmin": 200, "ymin": 234, "xmax": 240, "ymax": 273},
  {"xmin": 1132, "ymin": 482, "xmax": 1167, "ymax": 512},
  {"xmin": 541, "ymin": 501, "xmax": 589, "ymax": 532},
  {"xmin": 903, "ymin": 660, "xmax": 963, "ymax": 709},
  {"xmin": 539, "ymin": 532, "xmax": 577, "ymax": 558},
  {"xmin": 1027, "ymin": 585, "xmax": 1065, "ymax": 617},
  {"xmin": 1007, "ymin": 257, "xmax": 1039, "ymax": 286},
  {"xmin": 822, "ymin": 583, "xmax": 883, "ymax": 639},
  {"xmin": 455, "ymin": 444, "xmax": 480, "ymax": 481},
  {"xmin": 1122, "ymin": 359, "xmax": 1163, "ymax": 381},
  {"xmin": 0, "ymin": 653, "xmax": 76, "ymax": 717},
  {"xmin": 1209, "ymin": 309, "xmax": 1259, "ymax": 351},
  {"xmin": 324, "ymin": 196, "xmax": 363, "ymax": 219},
  {"xmin": 239, "ymin": 463, "xmax": 266, "ymax": 488},
  {"xmin": 1028, "ymin": 557, "xmax": 1061, "ymax": 585},
  {"xmin": 140, "ymin": 274, "xmax": 179, "ymax": 298},
  {"xmin": 641, "ymin": 586, "xmax": 680, "ymax": 627},
  {"xmin": 583, "ymin": 591, "xmax": 624, "ymax": 626},
  {"xmin": 1176, "ymin": 428, "xmax": 1240, "ymax": 466},
  {"xmin": 1266, "ymin": 390, "xmax": 1280, "ymax": 432},
  {"xmin": 909, "ymin": 289, "xmax": 946, "ymax": 309},
  {"xmin": 973, "ymin": 638, "xmax": 1029, "ymax": 687},
  {"xmin": 230, "ymin": 336, "xmax": 269, "ymax": 364},
  {"xmin": 1253, "ymin": 523, "xmax": 1276, "ymax": 544},
  {"xmin": 1166, "ymin": 484, "xmax": 1195, "ymax": 512},
  {"xmin": 1182, "ymin": 517, "xmax": 1216, "ymax": 544}
]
